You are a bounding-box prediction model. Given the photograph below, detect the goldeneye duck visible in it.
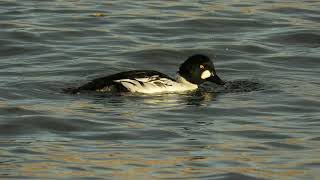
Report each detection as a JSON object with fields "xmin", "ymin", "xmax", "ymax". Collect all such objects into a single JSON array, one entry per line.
[{"xmin": 70, "ymin": 54, "xmax": 225, "ymax": 94}]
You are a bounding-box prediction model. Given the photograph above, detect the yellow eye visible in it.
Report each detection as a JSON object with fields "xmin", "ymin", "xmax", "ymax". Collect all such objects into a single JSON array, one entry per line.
[{"xmin": 200, "ymin": 65, "xmax": 204, "ymax": 69}]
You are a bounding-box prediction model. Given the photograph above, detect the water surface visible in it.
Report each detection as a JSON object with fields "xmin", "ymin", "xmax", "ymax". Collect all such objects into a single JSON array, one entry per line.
[{"xmin": 1, "ymin": 1, "xmax": 320, "ymax": 179}]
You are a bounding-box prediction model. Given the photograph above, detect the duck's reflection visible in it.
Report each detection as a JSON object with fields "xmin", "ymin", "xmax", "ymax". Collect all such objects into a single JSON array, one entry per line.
[{"xmin": 92, "ymin": 90, "xmax": 217, "ymax": 108}]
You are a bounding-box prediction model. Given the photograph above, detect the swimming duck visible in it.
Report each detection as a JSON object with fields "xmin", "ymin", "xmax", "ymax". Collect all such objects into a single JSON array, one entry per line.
[{"xmin": 70, "ymin": 54, "xmax": 225, "ymax": 94}]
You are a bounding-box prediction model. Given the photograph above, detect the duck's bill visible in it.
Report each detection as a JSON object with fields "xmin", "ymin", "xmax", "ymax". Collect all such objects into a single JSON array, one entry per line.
[{"xmin": 208, "ymin": 74, "xmax": 225, "ymax": 85}]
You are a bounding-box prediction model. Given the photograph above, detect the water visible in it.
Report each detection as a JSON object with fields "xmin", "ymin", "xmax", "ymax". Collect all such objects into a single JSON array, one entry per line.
[{"xmin": 1, "ymin": 1, "xmax": 320, "ymax": 179}]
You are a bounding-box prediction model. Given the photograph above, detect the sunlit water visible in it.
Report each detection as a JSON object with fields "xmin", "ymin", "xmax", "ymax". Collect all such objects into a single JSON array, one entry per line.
[{"xmin": 1, "ymin": 1, "xmax": 320, "ymax": 179}]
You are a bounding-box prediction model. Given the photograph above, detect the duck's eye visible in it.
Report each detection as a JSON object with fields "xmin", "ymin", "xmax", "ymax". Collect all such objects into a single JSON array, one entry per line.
[{"xmin": 200, "ymin": 65, "xmax": 204, "ymax": 69}]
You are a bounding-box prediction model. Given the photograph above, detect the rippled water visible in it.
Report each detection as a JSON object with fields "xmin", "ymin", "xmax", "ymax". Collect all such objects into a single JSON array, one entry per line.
[{"xmin": 1, "ymin": 1, "xmax": 320, "ymax": 179}]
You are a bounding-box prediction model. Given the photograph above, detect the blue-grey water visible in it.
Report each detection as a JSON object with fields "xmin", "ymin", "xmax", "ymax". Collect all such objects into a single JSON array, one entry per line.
[{"xmin": 1, "ymin": 1, "xmax": 320, "ymax": 179}]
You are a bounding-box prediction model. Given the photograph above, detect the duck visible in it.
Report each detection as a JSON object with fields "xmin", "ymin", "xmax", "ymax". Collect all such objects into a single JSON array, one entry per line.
[{"xmin": 69, "ymin": 54, "xmax": 225, "ymax": 94}]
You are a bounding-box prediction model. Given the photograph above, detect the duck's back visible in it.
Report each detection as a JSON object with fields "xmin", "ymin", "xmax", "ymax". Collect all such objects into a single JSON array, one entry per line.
[{"xmin": 69, "ymin": 70, "xmax": 177, "ymax": 94}]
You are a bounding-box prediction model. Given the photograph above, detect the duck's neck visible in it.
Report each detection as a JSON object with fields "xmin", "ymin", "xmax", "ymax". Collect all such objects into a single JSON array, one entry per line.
[{"xmin": 175, "ymin": 73, "xmax": 198, "ymax": 89}]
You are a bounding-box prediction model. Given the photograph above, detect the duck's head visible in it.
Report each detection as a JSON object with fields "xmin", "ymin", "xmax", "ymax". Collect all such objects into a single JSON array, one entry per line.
[{"xmin": 178, "ymin": 54, "xmax": 225, "ymax": 85}]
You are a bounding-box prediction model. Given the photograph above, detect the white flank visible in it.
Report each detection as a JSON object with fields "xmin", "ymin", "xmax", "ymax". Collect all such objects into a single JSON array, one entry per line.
[
  {"xmin": 114, "ymin": 74, "xmax": 198, "ymax": 94},
  {"xmin": 201, "ymin": 70, "xmax": 211, "ymax": 79}
]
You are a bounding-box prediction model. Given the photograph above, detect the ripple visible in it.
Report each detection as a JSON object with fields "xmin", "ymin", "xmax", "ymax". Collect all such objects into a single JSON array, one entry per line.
[
  {"xmin": 213, "ymin": 173, "xmax": 266, "ymax": 180},
  {"xmin": 263, "ymin": 55, "xmax": 320, "ymax": 71},
  {"xmin": 203, "ymin": 79, "xmax": 264, "ymax": 94},
  {"xmin": 0, "ymin": 106, "xmax": 41, "ymax": 117},
  {"xmin": 0, "ymin": 115, "xmax": 106, "ymax": 135},
  {"xmin": 263, "ymin": 142, "xmax": 305, "ymax": 150},
  {"xmin": 264, "ymin": 6, "xmax": 320, "ymax": 16},
  {"xmin": 301, "ymin": 162, "xmax": 320, "ymax": 168},
  {"xmin": 218, "ymin": 44, "xmax": 275, "ymax": 54},
  {"xmin": 266, "ymin": 31, "xmax": 320, "ymax": 47},
  {"xmin": 163, "ymin": 17, "xmax": 279, "ymax": 34},
  {"xmin": 225, "ymin": 130, "xmax": 292, "ymax": 139},
  {"xmin": 76, "ymin": 129, "xmax": 182, "ymax": 141}
]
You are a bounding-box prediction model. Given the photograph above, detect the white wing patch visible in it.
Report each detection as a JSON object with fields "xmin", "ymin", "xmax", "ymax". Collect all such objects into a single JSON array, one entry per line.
[{"xmin": 114, "ymin": 75, "xmax": 197, "ymax": 94}]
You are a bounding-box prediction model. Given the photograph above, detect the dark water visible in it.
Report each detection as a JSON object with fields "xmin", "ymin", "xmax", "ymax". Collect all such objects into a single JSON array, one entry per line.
[{"xmin": 1, "ymin": 1, "xmax": 320, "ymax": 179}]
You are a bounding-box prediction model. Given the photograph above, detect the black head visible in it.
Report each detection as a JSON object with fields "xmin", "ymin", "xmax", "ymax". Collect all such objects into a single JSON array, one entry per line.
[{"xmin": 178, "ymin": 54, "xmax": 225, "ymax": 85}]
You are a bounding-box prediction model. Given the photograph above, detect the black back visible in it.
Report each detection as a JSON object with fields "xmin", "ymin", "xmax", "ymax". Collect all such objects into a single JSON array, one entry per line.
[{"xmin": 70, "ymin": 70, "xmax": 175, "ymax": 93}]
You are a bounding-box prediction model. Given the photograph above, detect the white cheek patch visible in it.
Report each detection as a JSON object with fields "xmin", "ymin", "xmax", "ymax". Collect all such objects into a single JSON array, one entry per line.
[{"xmin": 201, "ymin": 70, "xmax": 212, "ymax": 79}]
